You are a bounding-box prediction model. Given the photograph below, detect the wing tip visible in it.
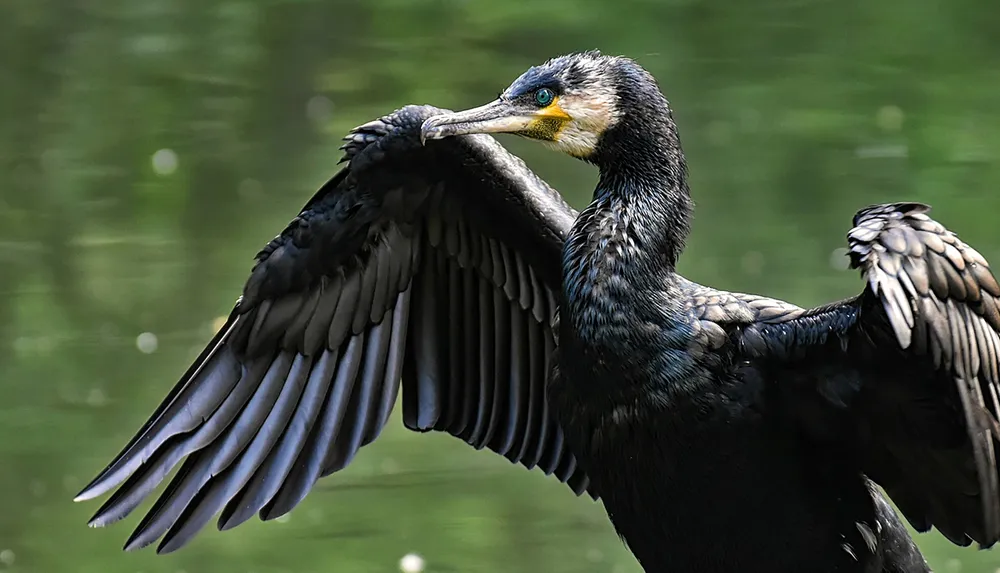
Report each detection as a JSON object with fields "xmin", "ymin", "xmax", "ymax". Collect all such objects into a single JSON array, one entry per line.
[
  {"xmin": 122, "ymin": 531, "xmax": 153, "ymax": 553},
  {"xmin": 217, "ymin": 501, "xmax": 257, "ymax": 532},
  {"xmin": 75, "ymin": 312, "xmax": 245, "ymax": 512},
  {"xmin": 74, "ymin": 471, "xmax": 120, "ymax": 503},
  {"xmin": 216, "ymin": 515, "xmax": 242, "ymax": 532},
  {"xmin": 87, "ymin": 511, "xmax": 115, "ymax": 529},
  {"xmin": 259, "ymin": 492, "xmax": 300, "ymax": 523},
  {"xmin": 155, "ymin": 530, "xmax": 188, "ymax": 555}
]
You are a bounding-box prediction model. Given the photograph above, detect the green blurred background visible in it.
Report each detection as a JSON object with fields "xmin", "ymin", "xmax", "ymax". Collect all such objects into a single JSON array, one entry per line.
[{"xmin": 2, "ymin": 0, "xmax": 1000, "ymax": 571}]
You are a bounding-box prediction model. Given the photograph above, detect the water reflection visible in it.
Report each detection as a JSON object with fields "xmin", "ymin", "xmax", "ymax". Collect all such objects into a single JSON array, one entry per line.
[{"xmin": 1, "ymin": 0, "xmax": 999, "ymax": 571}]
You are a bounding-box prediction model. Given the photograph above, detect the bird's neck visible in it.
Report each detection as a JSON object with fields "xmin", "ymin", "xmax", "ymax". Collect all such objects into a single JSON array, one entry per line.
[
  {"xmin": 593, "ymin": 140, "xmax": 692, "ymax": 271},
  {"xmin": 586, "ymin": 88, "xmax": 692, "ymax": 271},
  {"xmin": 561, "ymin": 100, "xmax": 694, "ymax": 356}
]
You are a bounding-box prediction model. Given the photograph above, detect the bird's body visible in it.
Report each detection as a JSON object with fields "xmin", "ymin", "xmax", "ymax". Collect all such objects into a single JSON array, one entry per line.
[
  {"xmin": 543, "ymin": 65, "xmax": 935, "ymax": 570},
  {"xmin": 77, "ymin": 52, "xmax": 1000, "ymax": 572},
  {"xmin": 554, "ymin": 270, "xmax": 932, "ymax": 571}
]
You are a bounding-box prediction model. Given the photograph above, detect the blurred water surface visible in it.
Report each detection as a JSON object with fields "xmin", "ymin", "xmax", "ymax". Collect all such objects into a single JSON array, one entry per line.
[{"xmin": 2, "ymin": 0, "xmax": 1000, "ymax": 571}]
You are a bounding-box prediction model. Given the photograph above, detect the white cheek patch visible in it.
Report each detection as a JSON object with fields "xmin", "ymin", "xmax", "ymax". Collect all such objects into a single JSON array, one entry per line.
[
  {"xmin": 549, "ymin": 123, "xmax": 602, "ymax": 158},
  {"xmin": 551, "ymin": 85, "xmax": 620, "ymax": 158}
]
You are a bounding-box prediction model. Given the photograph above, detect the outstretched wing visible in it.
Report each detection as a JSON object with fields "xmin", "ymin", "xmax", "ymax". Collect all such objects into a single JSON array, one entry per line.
[
  {"xmin": 843, "ymin": 202, "xmax": 1000, "ymax": 547},
  {"xmin": 699, "ymin": 202, "xmax": 1000, "ymax": 549},
  {"xmin": 74, "ymin": 105, "xmax": 592, "ymax": 554}
]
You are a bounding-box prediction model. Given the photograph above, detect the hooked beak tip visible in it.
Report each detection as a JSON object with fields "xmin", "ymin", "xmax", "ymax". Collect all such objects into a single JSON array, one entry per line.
[{"xmin": 419, "ymin": 118, "xmax": 444, "ymax": 146}]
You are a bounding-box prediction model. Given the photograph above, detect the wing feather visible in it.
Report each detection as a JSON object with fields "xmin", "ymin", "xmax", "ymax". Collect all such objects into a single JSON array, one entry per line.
[
  {"xmin": 707, "ymin": 202, "xmax": 1000, "ymax": 548},
  {"xmin": 458, "ymin": 262, "xmax": 481, "ymax": 442},
  {"xmin": 77, "ymin": 105, "xmax": 593, "ymax": 553},
  {"xmin": 471, "ymin": 272, "xmax": 496, "ymax": 449},
  {"xmin": 847, "ymin": 203, "xmax": 1000, "ymax": 545},
  {"xmin": 218, "ymin": 344, "xmax": 339, "ymax": 530}
]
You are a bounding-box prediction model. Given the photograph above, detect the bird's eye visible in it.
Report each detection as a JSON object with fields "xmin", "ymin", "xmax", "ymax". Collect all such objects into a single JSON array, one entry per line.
[{"xmin": 533, "ymin": 88, "xmax": 555, "ymax": 107}]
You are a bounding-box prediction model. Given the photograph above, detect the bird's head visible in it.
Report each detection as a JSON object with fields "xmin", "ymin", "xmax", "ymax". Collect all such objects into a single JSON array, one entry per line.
[{"xmin": 421, "ymin": 51, "xmax": 642, "ymax": 161}]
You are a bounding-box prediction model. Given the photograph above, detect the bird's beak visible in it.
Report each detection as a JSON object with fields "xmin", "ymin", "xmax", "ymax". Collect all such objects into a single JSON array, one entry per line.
[{"xmin": 420, "ymin": 99, "xmax": 536, "ymax": 145}]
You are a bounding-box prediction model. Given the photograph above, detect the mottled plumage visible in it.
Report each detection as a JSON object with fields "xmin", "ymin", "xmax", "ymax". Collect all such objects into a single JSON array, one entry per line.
[{"xmin": 77, "ymin": 52, "xmax": 1000, "ymax": 573}]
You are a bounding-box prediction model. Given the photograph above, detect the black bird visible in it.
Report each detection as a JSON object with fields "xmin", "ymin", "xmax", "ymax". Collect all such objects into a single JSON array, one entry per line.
[{"xmin": 76, "ymin": 51, "xmax": 1000, "ymax": 572}]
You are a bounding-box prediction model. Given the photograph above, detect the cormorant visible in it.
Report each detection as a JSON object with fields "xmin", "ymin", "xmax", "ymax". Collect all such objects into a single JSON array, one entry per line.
[{"xmin": 76, "ymin": 51, "xmax": 1000, "ymax": 572}]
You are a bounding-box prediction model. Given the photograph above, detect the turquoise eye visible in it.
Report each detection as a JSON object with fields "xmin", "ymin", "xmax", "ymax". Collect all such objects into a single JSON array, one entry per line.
[{"xmin": 534, "ymin": 88, "xmax": 555, "ymax": 107}]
